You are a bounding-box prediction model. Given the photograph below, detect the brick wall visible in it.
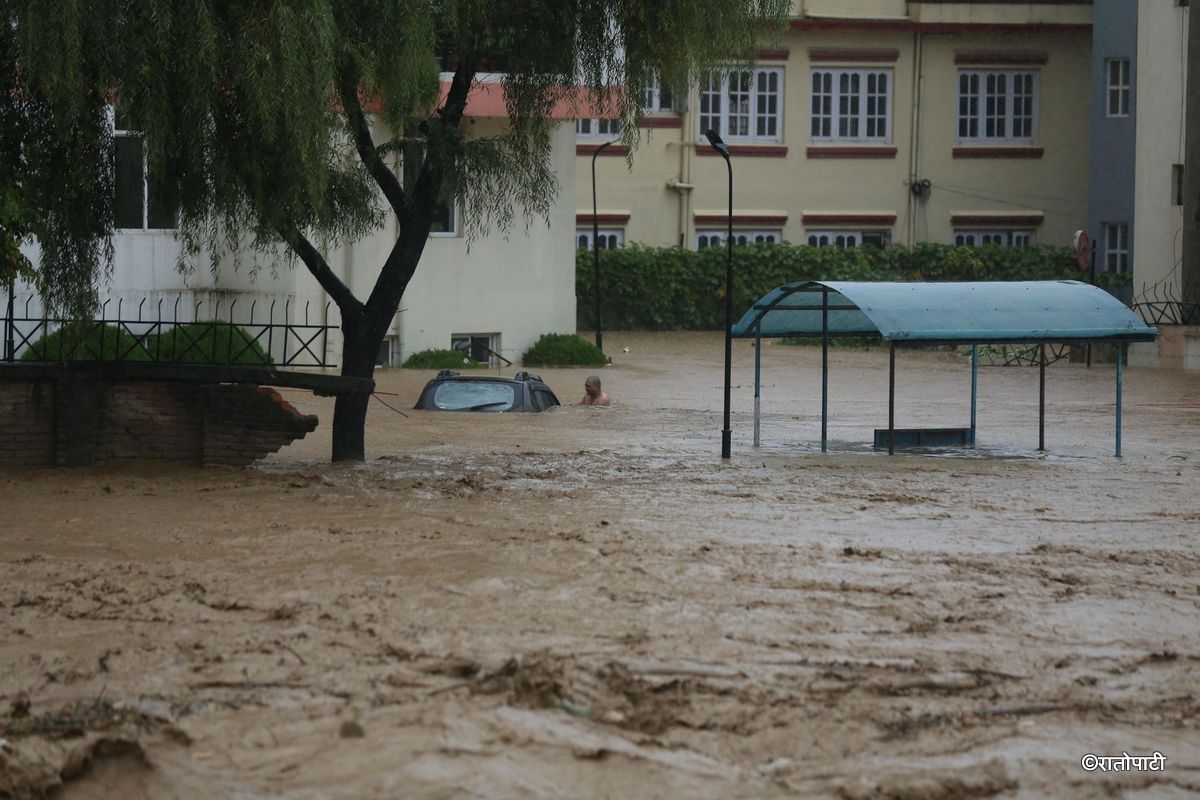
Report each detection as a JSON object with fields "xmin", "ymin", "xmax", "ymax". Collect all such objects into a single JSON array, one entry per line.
[
  {"xmin": 0, "ymin": 381, "xmax": 55, "ymax": 467},
  {"xmin": 0, "ymin": 377, "xmax": 318, "ymax": 468},
  {"xmin": 202, "ymin": 386, "xmax": 319, "ymax": 467}
]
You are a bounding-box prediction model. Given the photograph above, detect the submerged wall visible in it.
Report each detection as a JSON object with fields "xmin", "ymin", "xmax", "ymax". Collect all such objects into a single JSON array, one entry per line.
[{"xmin": 0, "ymin": 366, "xmax": 318, "ymax": 468}]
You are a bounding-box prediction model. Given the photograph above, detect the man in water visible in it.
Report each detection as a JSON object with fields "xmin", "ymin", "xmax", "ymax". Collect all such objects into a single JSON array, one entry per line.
[{"xmin": 580, "ymin": 376, "xmax": 611, "ymax": 406}]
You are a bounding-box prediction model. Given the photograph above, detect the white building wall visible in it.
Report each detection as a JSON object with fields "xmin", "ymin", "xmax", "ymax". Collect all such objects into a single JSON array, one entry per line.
[
  {"xmin": 7, "ymin": 120, "xmax": 577, "ymax": 370},
  {"xmin": 1128, "ymin": 0, "xmax": 1190, "ymax": 369},
  {"xmin": 1133, "ymin": 0, "xmax": 1189, "ymax": 296},
  {"xmin": 393, "ymin": 121, "xmax": 577, "ymax": 364}
]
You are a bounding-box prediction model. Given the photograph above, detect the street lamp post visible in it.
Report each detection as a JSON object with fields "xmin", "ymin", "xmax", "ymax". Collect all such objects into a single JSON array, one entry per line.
[
  {"xmin": 705, "ymin": 129, "xmax": 733, "ymax": 460},
  {"xmin": 591, "ymin": 139, "xmax": 619, "ymax": 352}
]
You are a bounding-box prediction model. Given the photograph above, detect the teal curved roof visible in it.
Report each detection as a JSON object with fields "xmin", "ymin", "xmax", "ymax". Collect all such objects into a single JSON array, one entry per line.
[{"xmin": 732, "ymin": 280, "xmax": 1157, "ymax": 344}]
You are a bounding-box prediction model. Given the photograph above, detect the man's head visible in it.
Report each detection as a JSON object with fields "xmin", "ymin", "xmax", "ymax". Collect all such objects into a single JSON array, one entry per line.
[{"xmin": 584, "ymin": 376, "xmax": 602, "ymax": 397}]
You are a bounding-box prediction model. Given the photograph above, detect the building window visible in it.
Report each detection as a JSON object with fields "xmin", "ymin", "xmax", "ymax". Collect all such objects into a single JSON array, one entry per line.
[
  {"xmin": 953, "ymin": 230, "xmax": 1034, "ymax": 247},
  {"xmin": 1103, "ymin": 223, "xmax": 1129, "ymax": 273},
  {"xmin": 643, "ymin": 77, "xmax": 676, "ymax": 114},
  {"xmin": 1173, "ymin": 164, "xmax": 1184, "ymax": 206},
  {"xmin": 1106, "ymin": 59, "xmax": 1131, "ymax": 118},
  {"xmin": 576, "ymin": 228, "xmax": 624, "ymax": 251},
  {"xmin": 698, "ymin": 68, "xmax": 782, "ymax": 143},
  {"xmin": 957, "ymin": 70, "xmax": 1037, "ymax": 143},
  {"xmin": 113, "ymin": 110, "xmax": 176, "ymax": 230},
  {"xmin": 810, "ymin": 69, "xmax": 891, "ymax": 142},
  {"xmin": 430, "ymin": 201, "xmax": 457, "ymax": 236},
  {"xmin": 696, "ymin": 229, "xmax": 781, "ymax": 249},
  {"xmin": 806, "ymin": 230, "xmax": 891, "ymax": 248},
  {"xmin": 577, "ymin": 119, "xmax": 622, "ymax": 139},
  {"xmin": 452, "ymin": 333, "xmax": 499, "ymax": 365}
]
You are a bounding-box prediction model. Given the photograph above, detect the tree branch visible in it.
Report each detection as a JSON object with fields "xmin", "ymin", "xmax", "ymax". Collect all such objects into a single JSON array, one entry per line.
[
  {"xmin": 363, "ymin": 58, "xmax": 476, "ymax": 322},
  {"xmin": 278, "ymin": 223, "xmax": 363, "ymax": 316},
  {"xmin": 336, "ymin": 64, "xmax": 407, "ymax": 218}
]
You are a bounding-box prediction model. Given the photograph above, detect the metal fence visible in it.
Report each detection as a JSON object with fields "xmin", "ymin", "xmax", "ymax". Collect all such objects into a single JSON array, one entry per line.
[
  {"xmin": 2, "ymin": 294, "xmax": 337, "ymax": 367},
  {"xmin": 1132, "ymin": 282, "xmax": 1200, "ymax": 327}
]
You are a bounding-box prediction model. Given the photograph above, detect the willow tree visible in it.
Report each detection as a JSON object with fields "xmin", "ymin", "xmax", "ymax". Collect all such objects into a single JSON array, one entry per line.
[{"xmin": 11, "ymin": 0, "xmax": 789, "ymax": 461}]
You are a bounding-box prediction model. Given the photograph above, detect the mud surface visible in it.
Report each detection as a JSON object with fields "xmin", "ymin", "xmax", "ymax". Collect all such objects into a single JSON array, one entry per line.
[{"xmin": 2, "ymin": 331, "xmax": 1199, "ymax": 799}]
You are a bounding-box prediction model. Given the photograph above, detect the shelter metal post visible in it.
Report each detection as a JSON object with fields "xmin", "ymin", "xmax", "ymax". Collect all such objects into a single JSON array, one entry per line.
[
  {"xmin": 888, "ymin": 341, "xmax": 896, "ymax": 456},
  {"xmin": 1038, "ymin": 343, "xmax": 1046, "ymax": 452},
  {"xmin": 970, "ymin": 344, "xmax": 978, "ymax": 445},
  {"xmin": 754, "ymin": 322, "xmax": 762, "ymax": 448},
  {"xmin": 1115, "ymin": 342, "xmax": 1124, "ymax": 458},
  {"xmin": 821, "ymin": 288, "xmax": 829, "ymax": 453}
]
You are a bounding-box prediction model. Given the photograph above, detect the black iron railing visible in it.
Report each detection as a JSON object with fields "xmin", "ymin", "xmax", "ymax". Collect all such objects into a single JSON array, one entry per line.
[
  {"xmin": 1132, "ymin": 281, "xmax": 1200, "ymax": 327},
  {"xmin": 2, "ymin": 295, "xmax": 337, "ymax": 367}
]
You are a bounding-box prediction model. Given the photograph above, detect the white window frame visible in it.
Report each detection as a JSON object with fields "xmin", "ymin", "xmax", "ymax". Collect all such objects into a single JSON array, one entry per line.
[
  {"xmin": 697, "ymin": 67, "xmax": 783, "ymax": 143},
  {"xmin": 806, "ymin": 230, "xmax": 891, "ymax": 248},
  {"xmin": 110, "ymin": 108, "xmax": 175, "ymax": 232},
  {"xmin": 643, "ymin": 76, "xmax": 676, "ymax": 115},
  {"xmin": 576, "ymin": 228, "xmax": 624, "ymax": 251},
  {"xmin": 451, "ymin": 333, "xmax": 501, "ymax": 366},
  {"xmin": 696, "ymin": 229, "xmax": 781, "ymax": 250},
  {"xmin": 1102, "ymin": 222, "xmax": 1129, "ymax": 274},
  {"xmin": 576, "ymin": 118, "xmax": 622, "ymax": 140},
  {"xmin": 809, "ymin": 69, "xmax": 892, "ymax": 142},
  {"xmin": 1106, "ymin": 58, "xmax": 1131, "ymax": 118},
  {"xmin": 429, "ymin": 201, "xmax": 459, "ymax": 237},
  {"xmin": 953, "ymin": 230, "xmax": 1035, "ymax": 247},
  {"xmin": 957, "ymin": 69, "xmax": 1038, "ymax": 144}
]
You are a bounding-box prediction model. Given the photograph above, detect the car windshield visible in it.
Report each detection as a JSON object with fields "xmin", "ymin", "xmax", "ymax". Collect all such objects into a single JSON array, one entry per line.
[{"xmin": 432, "ymin": 381, "xmax": 517, "ymax": 411}]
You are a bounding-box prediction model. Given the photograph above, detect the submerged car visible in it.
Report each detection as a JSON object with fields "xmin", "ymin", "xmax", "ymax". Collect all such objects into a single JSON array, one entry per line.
[{"xmin": 414, "ymin": 370, "xmax": 562, "ymax": 412}]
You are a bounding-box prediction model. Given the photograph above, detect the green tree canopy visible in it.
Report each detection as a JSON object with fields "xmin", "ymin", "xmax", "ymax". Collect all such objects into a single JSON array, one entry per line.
[{"xmin": 7, "ymin": 0, "xmax": 789, "ymax": 459}]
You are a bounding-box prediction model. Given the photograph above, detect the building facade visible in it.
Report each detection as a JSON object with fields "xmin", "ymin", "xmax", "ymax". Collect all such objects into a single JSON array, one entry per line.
[
  {"xmin": 1089, "ymin": 0, "xmax": 1191, "ymax": 367},
  {"xmin": 9, "ymin": 98, "xmax": 578, "ymax": 369},
  {"xmin": 577, "ymin": 0, "xmax": 1093, "ymax": 255}
]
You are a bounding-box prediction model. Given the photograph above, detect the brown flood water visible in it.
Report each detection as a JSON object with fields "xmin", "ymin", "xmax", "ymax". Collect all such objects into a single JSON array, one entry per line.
[{"xmin": 2, "ymin": 331, "xmax": 1199, "ymax": 799}]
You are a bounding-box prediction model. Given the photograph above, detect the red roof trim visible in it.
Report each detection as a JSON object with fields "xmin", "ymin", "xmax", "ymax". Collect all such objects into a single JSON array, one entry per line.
[
  {"xmin": 791, "ymin": 19, "xmax": 1090, "ymax": 33},
  {"xmin": 808, "ymin": 48, "xmax": 900, "ymax": 63},
  {"xmin": 694, "ymin": 213, "xmax": 789, "ymax": 226},
  {"xmin": 696, "ymin": 144, "xmax": 789, "ymax": 157},
  {"xmin": 953, "ymin": 146, "xmax": 1044, "ymax": 159},
  {"xmin": 577, "ymin": 144, "xmax": 630, "ymax": 157},
  {"xmin": 951, "ymin": 214, "xmax": 1045, "ymax": 227},
  {"xmin": 807, "ymin": 146, "xmax": 898, "ymax": 159},
  {"xmin": 638, "ymin": 116, "xmax": 682, "ymax": 129},
  {"xmin": 757, "ymin": 48, "xmax": 791, "ymax": 61},
  {"xmin": 955, "ymin": 50, "xmax": 1049, "ymax": 65},
  {"xmin": 576, "ymin": 213, "xmax": 631, "ymax": 225},
  {"xmin": 802, "ymin": 213, "xmax": 897, "ymax": 226},
  {"xmin": 912, "ymin": 0, "xmax": 1091, "ymax": 4}
]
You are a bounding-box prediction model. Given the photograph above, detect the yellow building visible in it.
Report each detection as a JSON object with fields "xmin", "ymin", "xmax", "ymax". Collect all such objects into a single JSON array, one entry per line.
[{"xmin": 576, "ymin": 0, "xmax": 1093, "ymax": 253}]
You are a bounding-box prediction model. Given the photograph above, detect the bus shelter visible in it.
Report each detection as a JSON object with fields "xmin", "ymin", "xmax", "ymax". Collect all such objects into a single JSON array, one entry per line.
[{"xmin": 731, "ymin": 281, "xmax": 1158, "ymax": 457}]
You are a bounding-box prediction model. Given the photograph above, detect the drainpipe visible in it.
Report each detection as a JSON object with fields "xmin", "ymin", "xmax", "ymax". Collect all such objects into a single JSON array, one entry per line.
[{"xmin": 907, "ymin": 31, "xmax": 926, "ymax": 246}]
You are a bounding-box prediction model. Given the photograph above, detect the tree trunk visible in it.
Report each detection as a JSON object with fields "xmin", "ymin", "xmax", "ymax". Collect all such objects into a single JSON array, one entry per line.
[{"xmin": 331, "ymin": 316, "xmax": 376, "ymax": 462}]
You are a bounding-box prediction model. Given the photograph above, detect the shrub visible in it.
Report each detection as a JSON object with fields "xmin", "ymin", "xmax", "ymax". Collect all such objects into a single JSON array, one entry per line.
[
  {"xmin": 154, "ymin": 322, "xmax": 273, "ymax": 365},
  {"xmin": 402, "ymin": 348, "xmax": 483, "ymax": 369},
  {"xmin": 521, "ymin": 333, "xmax": 609, "ymax": 367},
  {"xmin": 20, "ymin": 322, "xmax": 152, "ymax": 361},
  {"xmin": 576, "ymin": 243, "xmax": 1090, "ymax": 331}
]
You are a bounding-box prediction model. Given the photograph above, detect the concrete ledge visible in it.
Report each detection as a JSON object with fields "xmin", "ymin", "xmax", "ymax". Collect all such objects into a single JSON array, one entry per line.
[{"xmin": 0, "ymin": 362, "xmax": 373, "ymax": 396}]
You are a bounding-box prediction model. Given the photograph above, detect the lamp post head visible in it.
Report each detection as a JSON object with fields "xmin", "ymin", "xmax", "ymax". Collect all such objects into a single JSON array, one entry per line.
[{"xmin": 705, "ymin": 129, "xmax": 730, "ymax": 159}]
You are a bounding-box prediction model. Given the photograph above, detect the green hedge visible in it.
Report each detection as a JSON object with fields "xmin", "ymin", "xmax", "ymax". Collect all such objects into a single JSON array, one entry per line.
[
  {"xmin": 154, "ymin": 322, "xmax": 273, "ymax": 365},
  {"xmin": 20, "ymin": 322, "xmax": 152, "ymax": 361},
  {"xmin": 577, "ymin": 243, "xmax": 1124, "ymax": 331},
  {"xmin": 521, "ymin": 333, "xmax": 609, "ymax": 367},
  {"xmin": 402, "ymin": 348, "xmax": 483, "ymax": 369}
]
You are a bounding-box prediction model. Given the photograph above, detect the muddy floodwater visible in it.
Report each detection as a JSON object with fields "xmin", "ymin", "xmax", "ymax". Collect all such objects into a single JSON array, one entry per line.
[{"xmin": 2, "ymin": 331, "xmax": 1199, "ymax": 799}]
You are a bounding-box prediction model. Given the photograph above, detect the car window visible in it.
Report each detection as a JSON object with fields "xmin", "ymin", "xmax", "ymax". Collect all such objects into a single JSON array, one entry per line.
[
  {"xmin": 431, "ymin": 381, "xmax": 516, "ymax": 411},
  {"xmin": 532, "ymin": 389, "xmax": 558, "ymax": 411}
]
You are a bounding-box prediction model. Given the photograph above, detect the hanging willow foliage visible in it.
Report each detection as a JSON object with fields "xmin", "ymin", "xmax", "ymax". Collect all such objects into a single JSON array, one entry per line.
[{"xmin": 9, "ymin": 0, "xmax": 789, "ymax": 458}]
